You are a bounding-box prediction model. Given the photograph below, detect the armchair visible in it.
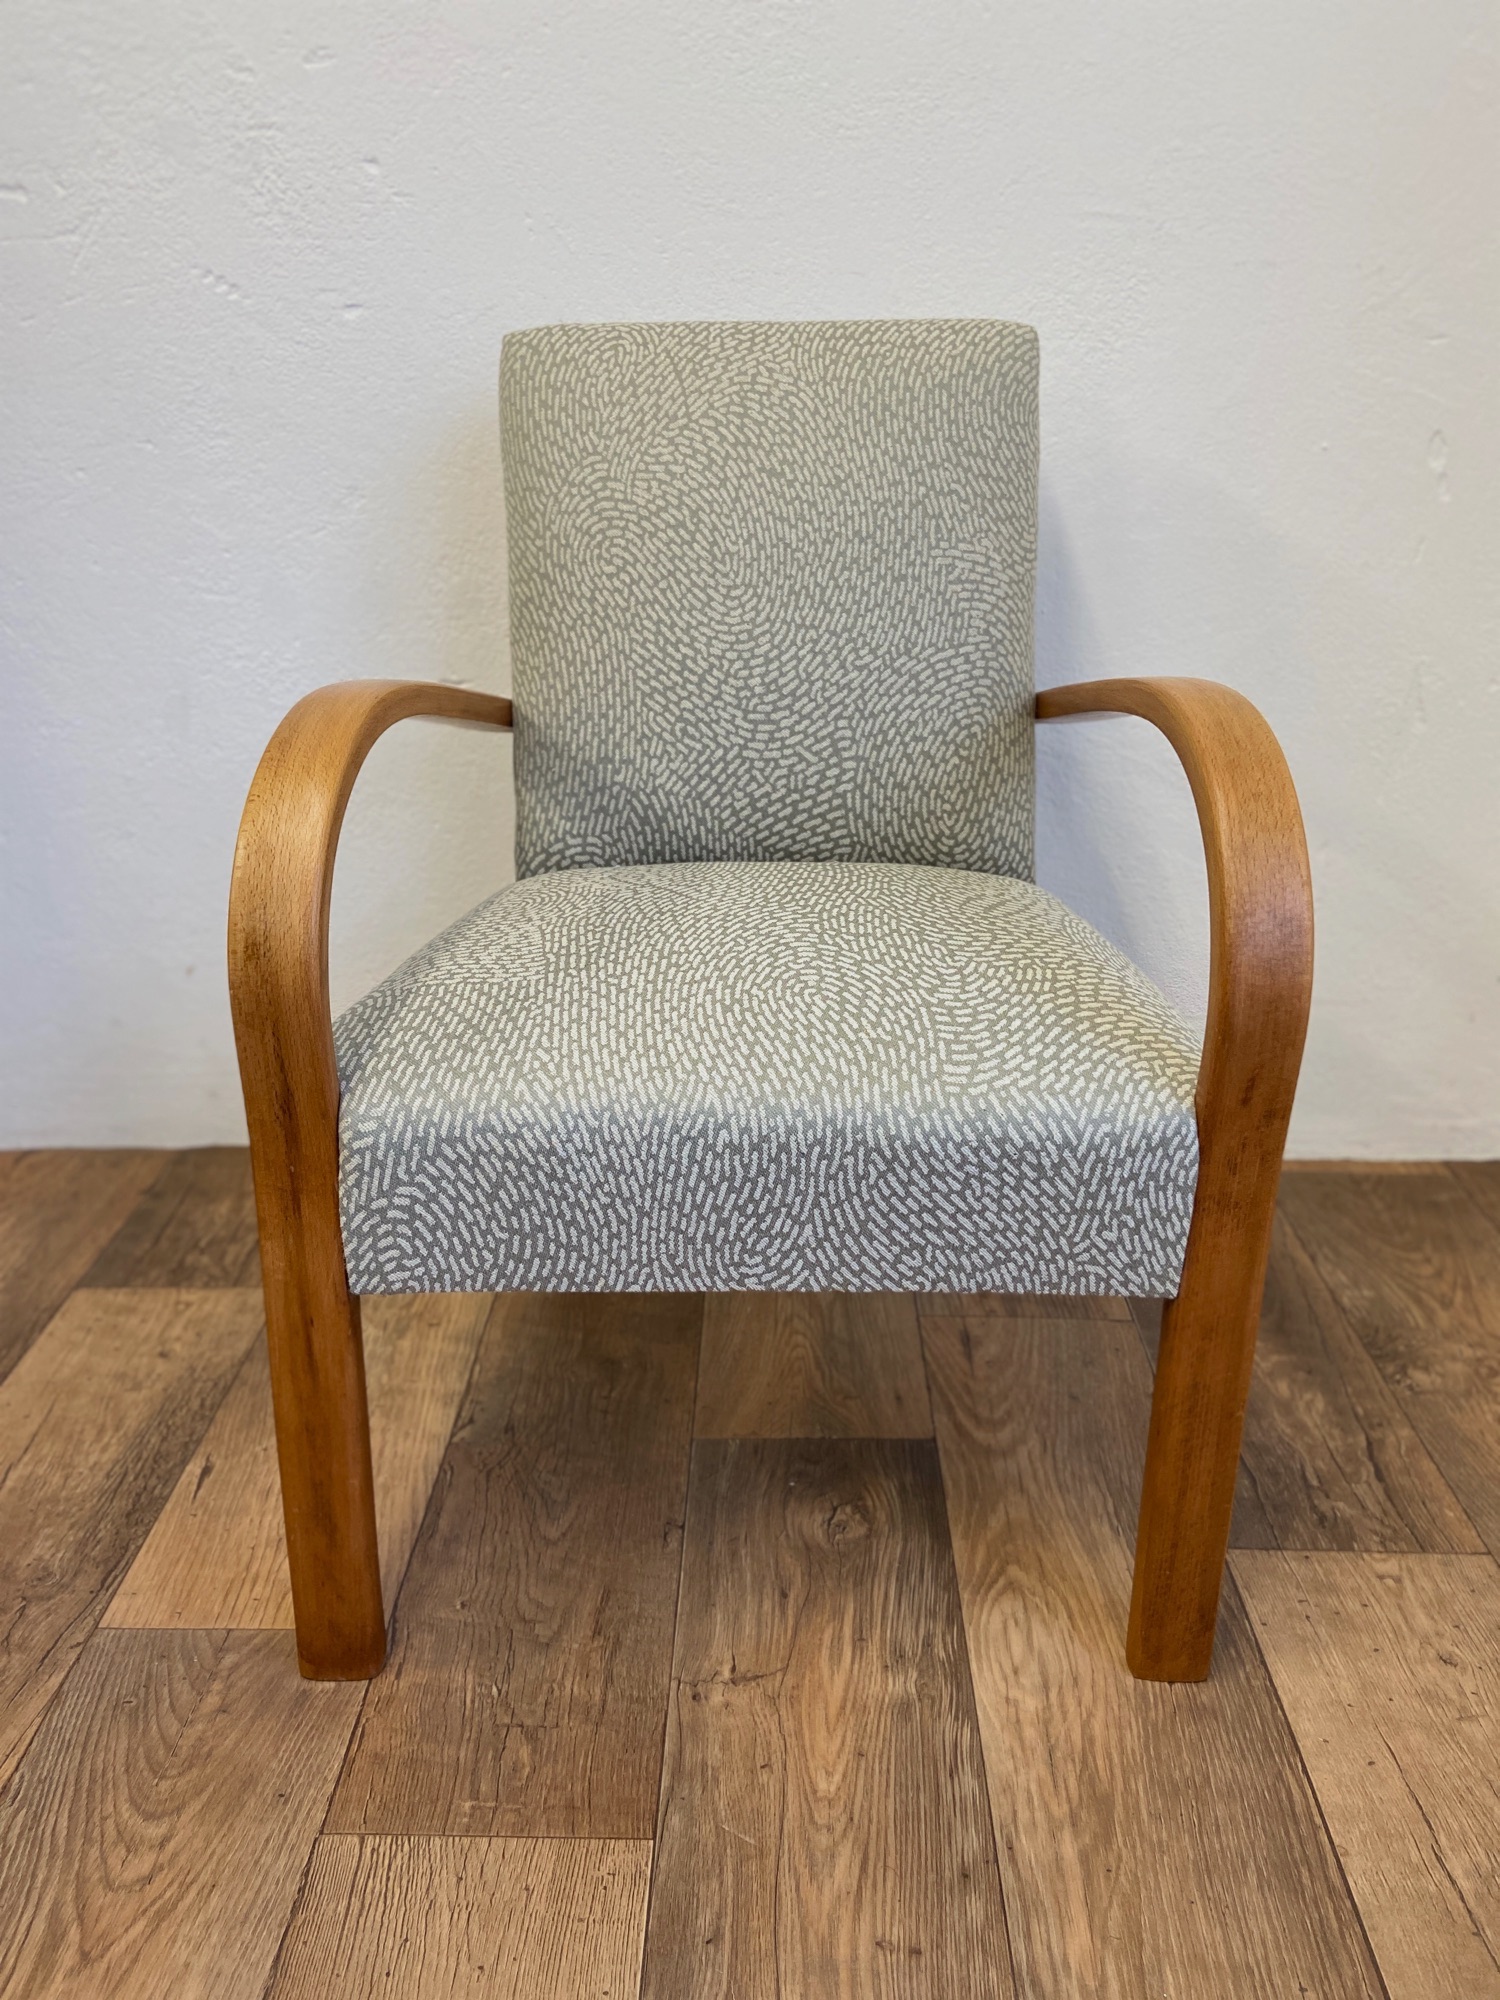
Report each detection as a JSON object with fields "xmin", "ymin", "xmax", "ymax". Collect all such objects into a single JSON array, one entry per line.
[{"xmin": 229, "ymin": 320, "xmax": 1312, "ymax": 1686}]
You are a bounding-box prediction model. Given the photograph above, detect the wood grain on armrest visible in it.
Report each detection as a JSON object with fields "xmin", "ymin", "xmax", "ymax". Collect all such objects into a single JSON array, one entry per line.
[
  {"xmin": 226, "ymin": 680, "xmax": 511, "ymax": 1676},
  {"xmin": 1037, "ymin": 676, "xmax": 1314, "ymax": 1676},
  {"xmin": 229, "ymin": 679, "xmax": 513, "ymax": 1190},
  {"xmin": 1036, "ymin": 675, "xmax": 1313, "ymax": 1188}
]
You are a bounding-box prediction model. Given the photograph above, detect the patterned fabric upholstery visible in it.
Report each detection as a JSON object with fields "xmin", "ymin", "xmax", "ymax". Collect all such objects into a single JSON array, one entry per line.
[
  {"xmin": 335, "ymin": 861, "xmax": 1200, "ymax": 1296},
  {"xmin": 500, "ymin": 319, "xmax": 1039, "ymax": 881}
]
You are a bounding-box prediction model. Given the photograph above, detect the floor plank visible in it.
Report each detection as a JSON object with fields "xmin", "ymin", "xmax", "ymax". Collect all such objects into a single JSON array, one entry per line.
[
  {"xmin": 1235, "ymin": 1550, "xmax": 1500, "ymax": 2000},
  {"xmin": 0, "ymin": 1288, "xmax": 260, "ymax": 1789},
  {"xmin": 328, "ymin": 1291, "xmax": 701, "ymax": 1839},
  {"xmin": 1279, "ymin": 1165, "xmax": 1500, "ymax": 1338},
  {"xmin": 1249, "ymin": 1219, "xmax": 1481, "ymax": 1551},
  {"xmin": 1453, "ymin": 1160, "xmax": 1500, "ymax": 1237},
  {"xmin": 6, "ymin": 1151, "xmax": 1491, "ymax": 1992},
  {"xmin": 0, "ymin": 1149, "xmax": 166, "ymax": 1379},
  {"xmin": 1279, "ymin": 1170, "xmax": 1500, "ymax": 1550},
  {"xmin": 270, "ymin": 1836, "xmax": 652, "ymax": 1999},
  {"xmin": 640, "ymin": 1436, "xmax": 1014, "ymax": 2000},
  {"xmin": 0, "ymin": 1627, "xmax": 361, "ymax": 2000},
  {"xmin": 104, "ymin": 1292, "xmax": 489, "ymax": 1630},
  {"xmin": 924, "ymin": 1310, "xmax": 1385, "ymax": 1999},
  {"xmin": 1135, "ymin": 1217, "xmax": 1481, "ymax": 1553},
  {"xmin": 695, "ymin": 1292, "xmax": 932, "ymax": 1438},
  {"xmin": 80, "ymin": 1145, "xmax": 262, "ymax": 1289},
  {"xmin": 917, "ymin": 1290, "xmax": 1131, "ymax": 1320}
]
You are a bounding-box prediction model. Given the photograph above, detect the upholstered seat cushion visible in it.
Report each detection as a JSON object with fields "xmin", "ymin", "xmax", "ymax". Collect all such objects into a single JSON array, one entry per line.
[
  {"xmin": 334, "ymin": 861, "xmax": 1199, "ymax": 1296},
  {"xmin": 400, "ymin": 319, "xmax": 1154, "ymax": 1297}
]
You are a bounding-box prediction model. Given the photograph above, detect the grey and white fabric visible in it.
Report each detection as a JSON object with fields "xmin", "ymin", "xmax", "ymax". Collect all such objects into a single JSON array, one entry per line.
[
  {"xmin": 500, "ymin": 318, "xmax": 1039, "ymax": 880},
  {"xmin": 336, "ymin": 318, "xmax": 1202, "ymax": 1297},
  {"xmin": 336, "ymin": 861, "xmax": 1200, "ymax": 1296}
]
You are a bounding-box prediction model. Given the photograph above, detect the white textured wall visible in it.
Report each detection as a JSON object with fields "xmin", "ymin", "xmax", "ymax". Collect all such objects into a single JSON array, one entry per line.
[{"xmin": 3, "ymin": 4, "xmax": 1497, "ymax": 1154}]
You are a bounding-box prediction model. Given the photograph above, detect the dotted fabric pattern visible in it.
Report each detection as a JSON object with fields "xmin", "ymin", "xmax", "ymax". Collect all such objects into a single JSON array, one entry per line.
[
  {"xmin": 500, "ymin": 318, "xmax": 1040, "ymax": 882},
  {"xmin": 335, "ymin": 861, "xmax": 1200, "ymax": 1296}
]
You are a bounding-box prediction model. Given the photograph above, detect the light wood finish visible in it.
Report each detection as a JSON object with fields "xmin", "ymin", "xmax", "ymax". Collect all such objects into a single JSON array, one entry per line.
[
  {"xmin": 270, "ymin": 1837, "xmax": 653, "ymax": 2000},
  {"xmin": 329, "ymin": 1290, "xmax": 699, "ymax": 1837},
  {"xmin": 642, "ymin": 1435, "xmax": 1013, "ymax": 2000},
  {"xmin": 1135, "ymin": 1219, "xmax": 1481, "ymax": 1553},
  {"xmin": 1236, "ymin": 1550, "xmax": 1500, "ymax": 2000},
  {"xmin": 228, "ymin": 678, "xmax": 512, "ymax": 1678},
  {"xmin": 81, "ymin": 1144, "xmax": 262, "ymax": 1288},
  {"xmin": 0, "ymin": 1287, "xmax": 259, "ymax": 1788},
  {"xmin": 104, "ymin": 1292, "xmax": 489, "ymax": 1629},
  {"xmin": 924, "ymin": 1310, "xmax": 1385, "ymax": 1998},
  {"xmin": 1279, "ymin": 1168, "xmax": 1500, "ymax": 1550},
  {"xmin": 0, "ymin": 1148, "xmax": 166, "ymax": 1378},
  {"xmin": 0, "ymin": 1628, "xmax": 361, "ymax": 2000},
  {"xmin": 917, "ymin": 1289, "xmax": 1132, "ymax": 1320},
  {"xmin": 1038, "ymin": 677, "xmax": 1314, "ymax": 1679},
  {"xmin": 695, "ymin": 1291, "xmax": 932, "ymax": 1438}
]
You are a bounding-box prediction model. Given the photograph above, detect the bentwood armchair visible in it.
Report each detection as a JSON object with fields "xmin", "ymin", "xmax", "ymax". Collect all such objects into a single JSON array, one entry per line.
[{"xmin": 229, "ymin": 319, "xmax": 1312, "ymax": 1686}]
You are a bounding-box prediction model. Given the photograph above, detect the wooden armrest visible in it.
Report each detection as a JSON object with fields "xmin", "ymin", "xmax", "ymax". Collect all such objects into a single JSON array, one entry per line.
[
  {"xmin": 228, "ymin": 679, "xmax": 512, "ymax": 1299},
  {"xmin": 227, "ymin": 678, "xmax": 509, "ymax": 1676},
  {"xmin": 1035, "ymin": 676, "xmax": 1313, "ymax": 1189},
  {"xmin": 1036, "ymin": 679, "xmax": 1312, "ymax": 1678}
]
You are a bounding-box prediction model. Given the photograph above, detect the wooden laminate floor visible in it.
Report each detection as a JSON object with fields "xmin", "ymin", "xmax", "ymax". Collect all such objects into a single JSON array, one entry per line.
[{"xmin": 0, "ymin": 1150, "xmax": 1497, "ymax": 1997}]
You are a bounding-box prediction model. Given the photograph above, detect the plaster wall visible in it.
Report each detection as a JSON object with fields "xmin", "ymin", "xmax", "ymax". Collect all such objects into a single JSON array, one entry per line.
[{"xmin": 4, "ymin": 3, "xmax": 1497, "ymax": 1152}]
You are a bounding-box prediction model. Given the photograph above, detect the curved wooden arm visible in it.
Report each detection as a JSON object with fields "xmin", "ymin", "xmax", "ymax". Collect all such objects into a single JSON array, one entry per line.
[
  {"xmin": 229, "ymin": 679, "xmax": 512, "ymax": 1155},
  {"xmin": 1035, "ymin": 676, "xmax": 1313, "ymax": 1181},
  {"xmin": 228, "ymin": 678, "xmax": 511, "ymax": 1677},
  {"xmin": 1037, "ymin": 675, "xmax": 1313, "ymax": 1679}
]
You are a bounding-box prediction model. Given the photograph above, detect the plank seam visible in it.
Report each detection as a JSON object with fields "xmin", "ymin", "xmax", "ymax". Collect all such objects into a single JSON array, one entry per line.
[
  {"xmin": 636, "ymin": 1303, "xmax": 706, "ymax": 2000},
  {"xmin": 916, "ymin": 1315, "xmax": 1025, "ymax": 2000}
]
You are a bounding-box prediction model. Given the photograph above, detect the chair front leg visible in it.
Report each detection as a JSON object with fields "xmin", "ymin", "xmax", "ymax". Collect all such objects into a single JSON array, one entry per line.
[
  {"xmin": 1126, "ymin": 1180, "xmax": 1277, "ymax": 1682},
  {"xmin": 259, "ymin": 1207, "xmax": 386, "ymax": 1680}
]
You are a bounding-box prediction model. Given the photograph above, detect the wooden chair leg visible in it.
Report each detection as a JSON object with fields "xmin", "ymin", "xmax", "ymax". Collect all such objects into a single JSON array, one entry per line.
[
  {"xmin": 1126, "ymin": 1222, "xmax": 1269, "ymax": 1682},
  {"xmin": 261, "ymin": 1242, "xmax": 386, "ymax": 1680},
  {"xmin": 230, "ymin": 682, "xmax": 513, "ymax": 1682}
]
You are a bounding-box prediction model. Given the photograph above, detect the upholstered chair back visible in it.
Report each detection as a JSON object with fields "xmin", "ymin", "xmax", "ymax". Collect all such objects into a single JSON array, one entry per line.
[{"xmin": 499, "ymin": 318, "xmax": 1040, "ymax": 882}]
